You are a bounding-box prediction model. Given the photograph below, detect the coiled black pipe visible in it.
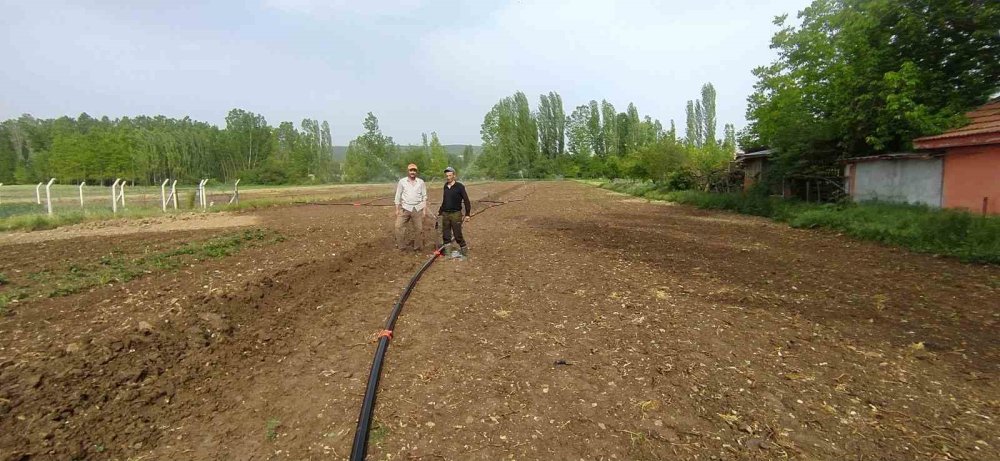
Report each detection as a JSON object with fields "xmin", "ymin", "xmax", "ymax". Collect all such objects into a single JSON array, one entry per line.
[{"xmin": 350, "ymin": 244, "xmax": 446, "ymax": 460}]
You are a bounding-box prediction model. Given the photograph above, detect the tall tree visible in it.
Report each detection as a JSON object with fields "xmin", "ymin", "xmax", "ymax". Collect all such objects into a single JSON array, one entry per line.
[
  {"xmin": 537, "ymin": 91, "xmax": 566, "ymax": 159},
  {"xmin": 551, "ymin": 92, "xmax": 566, "ymax": 156},
  {"xmin": 694, "ymin": 100, "xmax": 705, "ymax": 147},
  {"xmin": 625, "ymin": 103, "xmax": 641, "ymax": 154},
  {"xmin": 345, "ymin": 112, "xmax": 397, "ymax": 182},
  {"xmin": 566, "ymin": 105, "xmax": 593, "ymax": 156},
  {"xmin": 587, "ymin": 100, "xmax": 604, "ymax": 157},
  {"xmin": 723, "ymin": 123, "xmax": 737, "ymax": 154},
  {"xmin": 601, "ymin": 100, "xmax": 618, "ymax": 157},
  {"xmin": 429, "ymin": 131, "xmax": 448, "ymax": 174},
  {"xmin": 479, "ymin": 91, "xmax": 539, "ymax": 177},
  {"xmin": 685, "ymin": 101, "xmax": 697, "ymax": 147},
  {"xmin": 701, "ymin": 83, "xmax": 717, "ymax": 146},
  {"xmin": 461, "ymin": 145, "xmax": 476, "ymax": 168},
  {"xmin": 538, "ymin": 93, "xmax": 556, "ymax": 158},
  {"xmin": 514, "ymin": 92, "xmax": 539, "ymax": 172}
]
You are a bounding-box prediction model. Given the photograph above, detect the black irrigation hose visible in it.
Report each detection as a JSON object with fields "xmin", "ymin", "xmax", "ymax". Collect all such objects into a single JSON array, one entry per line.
[
  {"xmin": 350, "ymin": 244, "xmax": 447, "ymax": 461},
  {"xmin": 470, "ymin": 190, "xmax": 534, "ymax": 218},
  {"xmin": 350, "ymin": 185, "xmax": 532, "ymax": 460}
]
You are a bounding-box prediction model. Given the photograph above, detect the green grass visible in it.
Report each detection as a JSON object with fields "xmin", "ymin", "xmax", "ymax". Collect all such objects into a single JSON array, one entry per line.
[
  {"xmin": 598, "ymin": 179, "xmax": 1000, "ymax": 264},
  {"xmin": 369, "ymin": 422, "xmax": 390, "ymax": 446},
  {"xmin": 0, "ymin": 207, "xmax": 171, "ymax": 232},
  {"xmin": 0, "ymin": 203, "xmax": 43, "ymax": 219},
  {"xmin": 265, "ymin": 418, "xmax": 281, "ymax": 441},
  {"xmin": 0, "ymin": 229, "xmax": 282, "ymax": 311}
]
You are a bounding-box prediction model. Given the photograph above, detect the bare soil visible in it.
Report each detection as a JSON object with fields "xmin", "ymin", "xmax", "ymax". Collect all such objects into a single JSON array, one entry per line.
[{"xmin": 1, "ymin": 181, "xmax": 996, "ymax": 461}]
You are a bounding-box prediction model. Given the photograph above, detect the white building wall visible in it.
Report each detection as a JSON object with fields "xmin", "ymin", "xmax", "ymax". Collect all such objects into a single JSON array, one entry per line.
[{"xmin": 851, "ymin": 158, "xmax": 943, "ymax": 207}]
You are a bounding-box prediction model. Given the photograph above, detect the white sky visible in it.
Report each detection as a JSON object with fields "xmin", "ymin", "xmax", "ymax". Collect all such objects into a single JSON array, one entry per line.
[{"xmin": 0, "ymin": 0, "xmax": 812, "ymax": 145}]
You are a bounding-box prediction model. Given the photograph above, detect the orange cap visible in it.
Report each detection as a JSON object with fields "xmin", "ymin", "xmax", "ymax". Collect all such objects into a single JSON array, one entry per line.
[{"xmin": 407, "ymin": 163, "xmax": 418, "ymax": 171}]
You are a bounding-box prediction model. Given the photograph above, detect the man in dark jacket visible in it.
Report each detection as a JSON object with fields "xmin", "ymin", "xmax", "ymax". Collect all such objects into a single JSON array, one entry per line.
[{"xmin": 437, "ymin": 166, "xmax": 471, "ymax": 256}]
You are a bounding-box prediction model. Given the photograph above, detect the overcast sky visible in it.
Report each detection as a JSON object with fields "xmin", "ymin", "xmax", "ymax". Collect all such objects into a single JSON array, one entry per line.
[{"xmin": 0, "ymin": 0, "xmax": 812, "ymax": 145}]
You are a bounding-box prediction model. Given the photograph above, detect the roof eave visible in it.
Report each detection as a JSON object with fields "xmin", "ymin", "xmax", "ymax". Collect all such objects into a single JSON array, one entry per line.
[{"xmin": 914, "ymin": 132, "xmax": 1000, "ymax": 150}]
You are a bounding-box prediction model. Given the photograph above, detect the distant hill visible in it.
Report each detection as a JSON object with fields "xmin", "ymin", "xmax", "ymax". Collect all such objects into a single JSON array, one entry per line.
[{"xmin": 331, "ymin": 144, "xmax": 481, "ymax": 161}]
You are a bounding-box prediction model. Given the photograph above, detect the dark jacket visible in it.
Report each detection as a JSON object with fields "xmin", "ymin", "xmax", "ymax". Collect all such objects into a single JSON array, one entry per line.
[{"xmin": 438, "ymin": 181, "xmax": 471, "ymax": 216}]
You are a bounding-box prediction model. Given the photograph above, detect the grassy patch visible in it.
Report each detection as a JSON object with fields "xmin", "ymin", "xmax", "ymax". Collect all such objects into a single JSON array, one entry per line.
[
  {"xmin": 599, "ymin": 179, "xmax": 1000, "ymax": 264},
  {"xmin": 369, "ymin": 422, "xmax": 390, "ymax": 446},
  {"xmin": 1, "ymin": 229, "xmax": 281, "ymax": 311},
  {"xmin": 0, "ymin": 208, "xmax": 166, "ymax": 232},
  {"xmin": 265, "ymin": 418, "xmax": 281, "ymax": 441},
  {"xmin": 0, "ymin": 203, "xmax": 42, "ymax": 219}
]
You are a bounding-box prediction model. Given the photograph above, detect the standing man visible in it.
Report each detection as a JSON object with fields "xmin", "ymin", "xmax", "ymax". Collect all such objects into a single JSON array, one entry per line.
[
  {"xmin": 437, "ymin": 166, "xmax": 471, "ymax": 256},
  {"xmin": 394, "ymin": 163, "xmax": 428, "ymax": 251}
]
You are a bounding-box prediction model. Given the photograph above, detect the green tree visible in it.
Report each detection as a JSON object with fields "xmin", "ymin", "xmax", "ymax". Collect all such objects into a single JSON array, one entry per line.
[
  {"xmin": 429, "ymin": 132, "xmax": 448, "ymax": 176},
  {"xmin": 745, "ymin": 0, "xmax": 1000, "ymax": 176},
  {"xmin": 461, "ymin": 145, "xmax": 476, "ymax": 169},
  {"xmin": 601, "ymin": 100, "xmax": 618, "ymax": 157},
  {"xmin": 552, "ymin": 92, "xmax": 565, "ymax": 156},
  {"xmin": 538, "ymin": 93, "xmax": 556, "ymax": 159},
  {"xmin": 723, "ymin": 123, "xmax": 737, "ymax": 154},
  {"xmin": 625, "ymin": 103, "xmax": 641, "ymax": 154},
  {"xmin": 537, "ymin": 91, "xmax": 566, "ymax": 159},
  {"xmin": 685, "ymin": 101, "xmax": 697, "ymax": 147},
  {"xmin": 480, "ymin": 92, "xmax": 539, "ymax": 177},
  {"xmin": 345, "ymin": 112, "xmax": 397, "ymax": 182},
  {"xmin": 701, "ymin": 83, "xmax": 717, "ymax": 146},
  {"xmin": 587, "ymin": 100, "xmax": 604, "ymax": 157},
  {"xmin": 694, "ymin": 101, "xmax": 704, "ymax": 147},
  {"xmin": 224, "ymin": 108, "xmax": 271, "ymax": 179},
  {"xmin": 566, "ymin": 105, "xmax": 593, "ymax": 156}
]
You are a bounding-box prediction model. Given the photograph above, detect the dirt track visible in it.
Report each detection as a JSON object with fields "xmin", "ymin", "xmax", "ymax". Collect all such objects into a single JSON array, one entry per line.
[{"xmin": 1, "ymin": 181, "xmax": 997, "ymax": 460}]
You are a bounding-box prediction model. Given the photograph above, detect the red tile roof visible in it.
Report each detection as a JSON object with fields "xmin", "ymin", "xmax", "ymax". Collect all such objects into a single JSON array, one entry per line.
[{"xmin": 914, "ymin": 99, "xmax": 1000, "ymax": 149}]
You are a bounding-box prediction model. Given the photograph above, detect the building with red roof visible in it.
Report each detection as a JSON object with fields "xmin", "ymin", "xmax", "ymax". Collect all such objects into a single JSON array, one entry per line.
[
  {"xmin": 843, "ymin": 99, "xmax": 1000, "ymax": 215},
  {"xmin": 912, "ymin": 98, "xmax": 1000, "ymax": 214}
]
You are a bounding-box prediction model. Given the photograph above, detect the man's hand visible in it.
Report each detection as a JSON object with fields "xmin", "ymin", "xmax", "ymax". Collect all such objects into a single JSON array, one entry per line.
[
  {"xmin": 395, "ymin": 207, "xmax": 402, "ymax": 217},
  {"xmin": 463, "ymin": 215, "xmax": 471, "ymax": 223}
]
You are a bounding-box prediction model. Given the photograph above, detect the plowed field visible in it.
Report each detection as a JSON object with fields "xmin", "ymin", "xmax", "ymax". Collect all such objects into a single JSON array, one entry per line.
[{"xmin": 1, "ymin": 181, "xmax": 997, "ymax": 460}]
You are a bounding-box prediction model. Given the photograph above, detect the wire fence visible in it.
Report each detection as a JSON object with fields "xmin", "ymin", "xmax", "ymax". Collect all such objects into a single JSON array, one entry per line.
[
  {"xmin": 0, "ymin": 180, "xmax": 403, "ymax": 220},
  {"xmin": 0, "ymin": 180, "xmax": 241, "ymax": 219}
]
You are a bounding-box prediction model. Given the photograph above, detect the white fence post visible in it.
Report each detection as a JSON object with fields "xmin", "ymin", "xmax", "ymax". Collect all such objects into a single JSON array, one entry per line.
[
  {"xmin": 229, "ymin": 179, "xmax": 240, "ymax": 205},
  {"xmin": 170, "ymin": 180, "xmax": 178, "ymax": 209},
  {"xmin": 198, "ymin": 179, "xmax": 209, "ymax": 209},
  {"xmin": 0, "ymin": 182, "xmax": 4, "ymax": 205},
  {"xmin": 79, "ymin": 181, "xmax": 86, "ymax": 208},
  {"xmin": 36, "ymin": 182, "xmax": 43, "ymax": 204},
  {"xmin": 111, "ymin": 178, "xmax": 121, "ymax": 213},
  {"xmin": 119, "ymin": 181, "xmax": 126, "ymax": 209},
  {"xmin": 45, "ymin": 178, "xmax": 56, "ymax": 215},
  {"xmin": 161, "ymin": 179, "xmax": 170, "ymax": 212}
]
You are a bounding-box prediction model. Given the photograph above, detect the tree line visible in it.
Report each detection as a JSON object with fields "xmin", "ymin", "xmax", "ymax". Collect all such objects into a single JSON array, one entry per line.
[
  {"xmin": 0, "ymin": 110, "xmax": 475, "ymax": 185},
  {"xmin": 342, "ymin": 112, "xmax": 476, "ymax": 183},
  {"xmin": 477, "ymin": 84, "xmax": 738, "ymax": 189}
]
